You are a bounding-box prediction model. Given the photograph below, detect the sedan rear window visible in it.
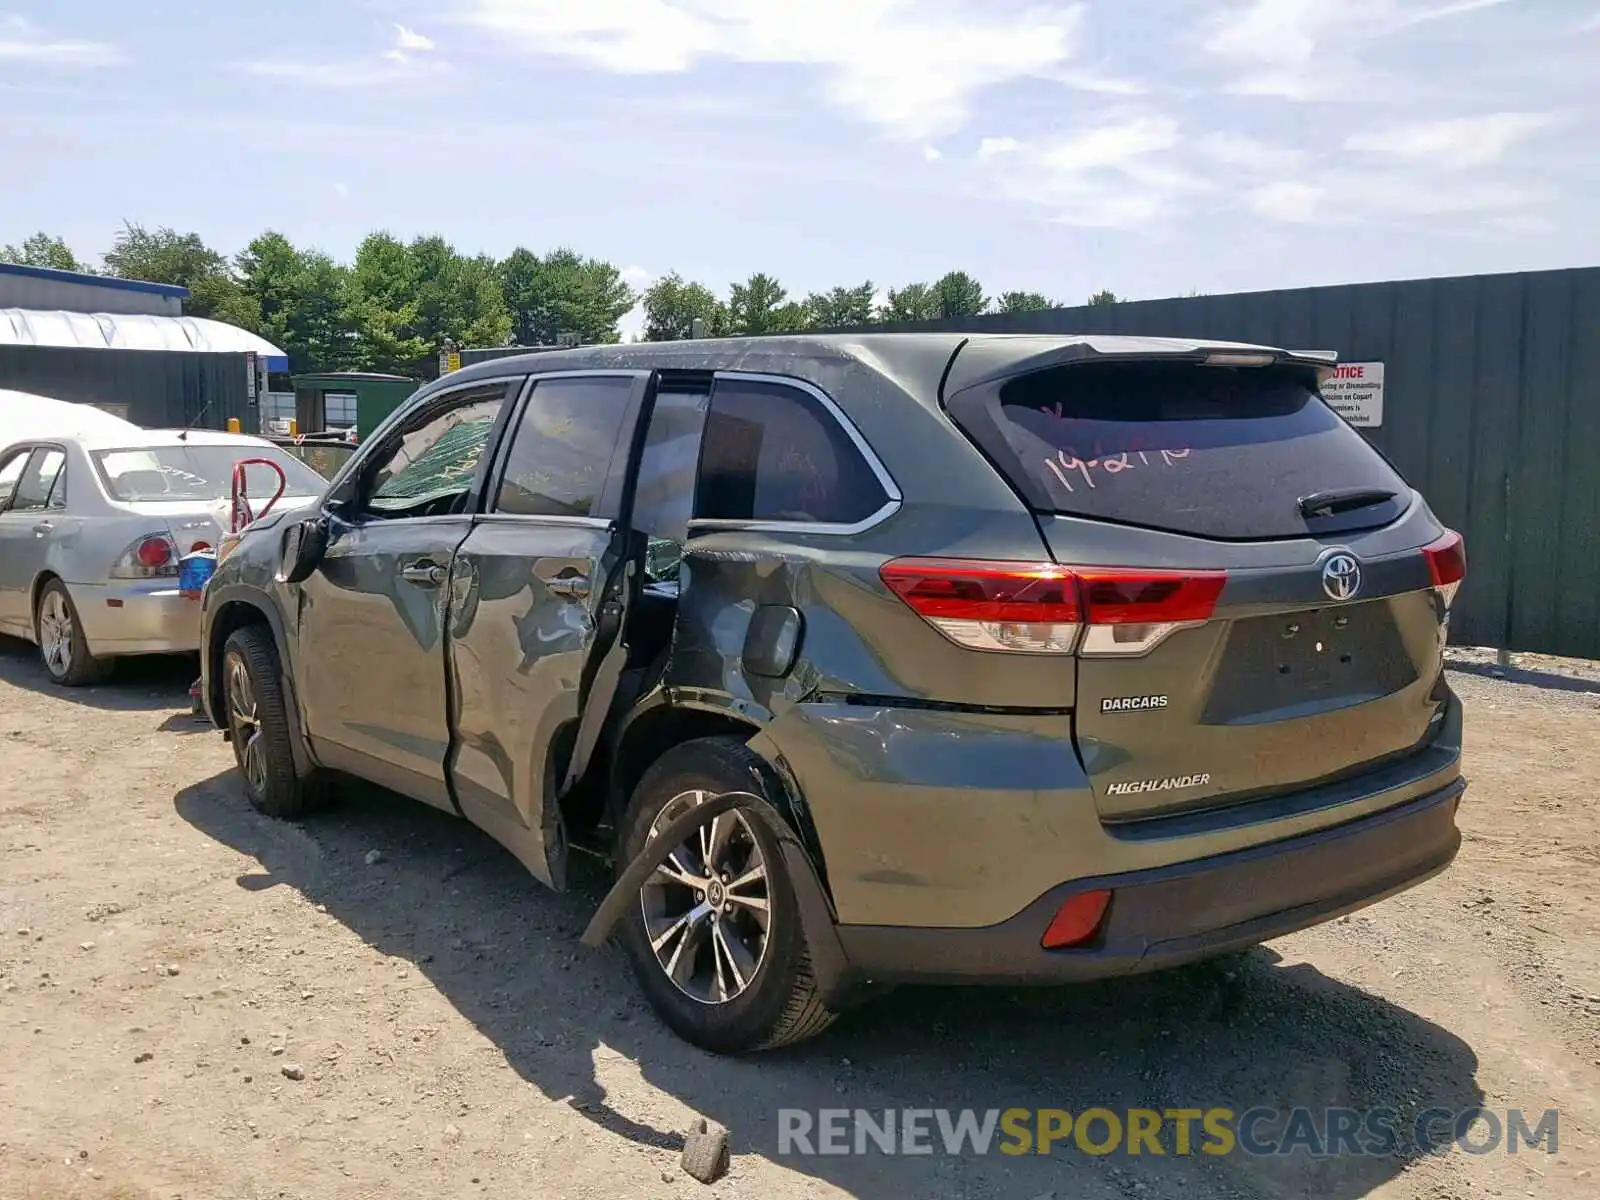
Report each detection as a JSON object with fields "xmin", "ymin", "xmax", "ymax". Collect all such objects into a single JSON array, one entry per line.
[
  {"xmin": 949, "ymin": 361, "xmax": 1408, "ymax": 540},
  {"xmin": 94, "ymin": 445, "xmax": 326, "ymax": 503}
]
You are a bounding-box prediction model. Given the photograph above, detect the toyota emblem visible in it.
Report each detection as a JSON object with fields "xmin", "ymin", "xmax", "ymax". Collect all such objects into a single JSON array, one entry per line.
[{"xmin": 1321, "ymin": 552, "xmax": 1362, "ymax": 602}]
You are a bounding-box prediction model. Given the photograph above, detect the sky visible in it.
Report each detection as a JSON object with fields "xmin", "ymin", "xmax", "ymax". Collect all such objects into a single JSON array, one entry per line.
[{"xmin": 1, "ymin": 0, "xmax": 1597, "ymax": 337}]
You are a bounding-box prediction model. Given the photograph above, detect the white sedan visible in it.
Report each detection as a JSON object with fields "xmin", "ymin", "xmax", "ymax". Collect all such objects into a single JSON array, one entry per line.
[{"xmin": 0, "ymin": 429, "xmax": 326, "ymax": 685}]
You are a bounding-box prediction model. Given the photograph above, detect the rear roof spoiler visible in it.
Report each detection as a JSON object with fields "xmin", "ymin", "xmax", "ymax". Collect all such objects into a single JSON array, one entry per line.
[{"xmin": 940, "ymin": 336, "xmax": 1340, "ymax": 399}]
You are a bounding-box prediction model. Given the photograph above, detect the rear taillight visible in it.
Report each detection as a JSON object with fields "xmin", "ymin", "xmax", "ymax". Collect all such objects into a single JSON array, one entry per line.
[
  {"xmin": 1074, "ymin": 569, "xmax": 1227, "ymax": 656},
  {"xmin": 111, "ymin": 534, "xmax": 180, "ymax": 579},
  {"xmin": 1422, "ymin": 530, "xmax": 1465, "ymax": 610},
  {"xmin": 879, "ymin": 558, "xmax": 1226, "ymax": 656},
  {"xmin": 878, "ymin": 558, "xmax": 1080, "ymax": 653}
]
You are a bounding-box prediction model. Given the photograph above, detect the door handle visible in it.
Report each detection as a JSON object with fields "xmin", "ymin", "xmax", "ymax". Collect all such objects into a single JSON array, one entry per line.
[
  {"xmin": 546, "ymin": 574, "xmax": 591, "ymax": 599},
  {"xmin": 400, "ymin": 561, "xmax": 446, "ymax": 587},
  {"xmin": 31, "ymin": 521, "xmax": 53, "ymax": 536}
]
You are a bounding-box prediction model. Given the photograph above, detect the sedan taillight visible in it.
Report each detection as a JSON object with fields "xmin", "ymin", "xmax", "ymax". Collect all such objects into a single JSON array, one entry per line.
[{"xmin": 111, "ymin": 534, "xmax": 180, "ymax": 579}]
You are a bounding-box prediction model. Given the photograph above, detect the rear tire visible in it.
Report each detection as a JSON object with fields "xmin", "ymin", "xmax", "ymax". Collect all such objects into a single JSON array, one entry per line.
[
  {"xmin": 617, "ymin": 736, "xmax": 837, "ymax": 1053},
  {"xmin": 221, "ymin": 625, "xmax": 325, "ymax": 818},
  {"xmin": 35, "ymin": 579, "xmax": 107, "ymax": 687}
]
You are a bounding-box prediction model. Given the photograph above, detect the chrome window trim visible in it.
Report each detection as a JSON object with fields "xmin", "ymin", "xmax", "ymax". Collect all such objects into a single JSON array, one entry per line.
[
  {"xmin": 685, "ymin": 370, "xmax": 902, "ymax": 538},
  {"xmin": 472, "ymin": 513, "xmax": 613, "ymax": 531}
]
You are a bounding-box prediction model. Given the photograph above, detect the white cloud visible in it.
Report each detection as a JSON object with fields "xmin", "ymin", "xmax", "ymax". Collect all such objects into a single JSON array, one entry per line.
[
  {"xmin": 458, "ymin": 0, "xmax": 1084, "ymax": 137},
  {"xmin": 246, "ymin": 24, "xmax": 447, "ymax": 87},
  {"xmin": 332, "ymin": 182, "xmax": 350, "ymax": 198},
  {"xmin": 1345, "ymin": 112, "xmax": 1557, "ymax": 169},
  {"xmin": 922, "ymin": 145, "xmax": 943, "ymax": 161},
  {"xmin": 1342, "ymin": 175, "xmax": 1540, "ymax": 215},
  {"xmin": 1050, "ymin": 66, "xmax": 1146, "ymax": 95},
  {"xmin": 1248, "ymin": 181, "xmax": 1323, "ymax": 222},
  {"xmin": 0, "ymin": 15, "xmax": 120, "ymax": 66},
  {"xmin": 394, "ymin": 24, "xmax": 437, "ymax": 52},
  {"xmin": 980, "ymin": 114, "xmax": 1205, "ymax": 229},
  {"xmin": 1195, "ymin": 132, "xmax": 1304, "ymax": 172},
  {"xmin": 1200, "ymin": 0, "xmax": 1512, "ymax": 101},
  {"xmin": 977, "ymin": 136, "xmax": 1019, "ymax": 158}
]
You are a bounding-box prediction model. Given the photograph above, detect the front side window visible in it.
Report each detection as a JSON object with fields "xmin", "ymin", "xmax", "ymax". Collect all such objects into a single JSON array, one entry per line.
[
  {"xmin": 11, "ymin": 449, "xmax": 66, "ymax": 512},
  {"xmin": 494, "ymin": 375, "xmax": 635, "ymax": 518},
  {"xmin": 694, "ymin": 377, "xmax": 889, "ymax": 526},
  {"xmin": 364, "ymin": 386, "xmax": 508, "ymax": 519}
]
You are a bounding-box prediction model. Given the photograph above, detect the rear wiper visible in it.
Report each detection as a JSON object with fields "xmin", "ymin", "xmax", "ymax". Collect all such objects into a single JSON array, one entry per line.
[{"xmin": 1297, "ymin": 487, "xmax": 1397, "ymax": 519}]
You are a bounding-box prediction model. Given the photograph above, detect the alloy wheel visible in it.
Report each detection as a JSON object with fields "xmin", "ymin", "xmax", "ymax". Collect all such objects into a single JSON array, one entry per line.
[
  {"xmin": 38, "ymin": 590, "xmax": 74, "ymax": 680},
  {"xmin": 639, "ymin": 789, "xmax": 772, "ymax": 1004},
  {"xmin": 225, "ymin": 653, "xmax": 267, "ymax": 793}
]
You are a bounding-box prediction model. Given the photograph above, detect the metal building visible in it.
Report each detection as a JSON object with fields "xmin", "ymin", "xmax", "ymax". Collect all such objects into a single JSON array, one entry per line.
[{"xmin": 0, "ymin": 263, "xmax": 287, "ymax": 431}]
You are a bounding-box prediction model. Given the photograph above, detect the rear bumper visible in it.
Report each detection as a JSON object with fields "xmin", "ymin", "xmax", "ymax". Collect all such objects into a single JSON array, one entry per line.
[
  {"xmin": 72, "ymin": 582, "xmax": 201, "ymax": 656},
  {"xmin": 833, "ymin": 775, "xmax": 1464, "ymax": 986}
]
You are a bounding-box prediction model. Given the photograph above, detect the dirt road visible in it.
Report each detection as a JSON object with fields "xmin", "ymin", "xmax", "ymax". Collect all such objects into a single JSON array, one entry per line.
[{"xmin": 3, "ymin": 638, "xmax": 1598, "ymax": 1199}]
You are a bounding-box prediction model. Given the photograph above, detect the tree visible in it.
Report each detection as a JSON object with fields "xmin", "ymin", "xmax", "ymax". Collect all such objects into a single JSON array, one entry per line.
[
  {"xmin": 500, "ymin": 247, "xmax": 636, "ymax": 346},
  {"xmin": 877, "ymin": 282, "xmax": 940, "ymax": 323},
  {"xmin": 101, "ymin": 222, "xmax": 257, "ymax": 325},
  {"xmin": 996, "ymin": 290, "xmax": 1054, "ymax": 314},
  {"xmin": 727, "ymin": 272, "xmax": 809, "ymax": 335},
  {"xmin": 641, "ymin": 272, "xmax": 727, "ymax": 341},
  {"xmin": 1087, "ymin": 289, "xmax": 1121, "ymax": 306},
  {"xmin": 235, "ymin": 231, "xmax": 358, "ymax": 372},
  {"xmin": 803, "ymin": 281, "xmax": 876, "ymax": 328},
  {"xmin": 1, "ymin": 232, "xmax": 84, "ymax": 272},
  {"xmin": 932, "ymin": 270, "xmax": 988, "ymax": 319},
  {"xmin": 344, "ymin": 232, "xmax": 512, "ymax": 376}
]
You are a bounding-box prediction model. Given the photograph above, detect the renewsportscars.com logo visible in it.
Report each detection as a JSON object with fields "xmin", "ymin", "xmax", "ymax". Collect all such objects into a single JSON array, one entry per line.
[{"xmin": 776, "ymin": 1107, "xmax": 1559, "ymax": 1159}]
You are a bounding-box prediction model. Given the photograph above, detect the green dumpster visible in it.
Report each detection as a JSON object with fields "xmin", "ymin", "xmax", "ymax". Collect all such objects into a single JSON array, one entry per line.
[{"xmin": 289, "ymin": 372, "xmax": 419, "ymax": 441}]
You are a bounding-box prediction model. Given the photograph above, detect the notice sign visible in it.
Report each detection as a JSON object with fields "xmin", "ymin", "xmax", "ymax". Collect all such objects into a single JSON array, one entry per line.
[{"xmin": 1322, "ymin": 361, "xmax": 1384, "ymax": 427}]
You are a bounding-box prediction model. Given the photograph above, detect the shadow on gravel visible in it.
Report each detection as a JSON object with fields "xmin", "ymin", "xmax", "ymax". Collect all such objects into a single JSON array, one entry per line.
[
  {"xmin": 0, "ymin": 634, "xmax": 196, "ymax": 712},
  {"xmin": 176, "ymin": 770, "xmax": 1485, "ymax": 1200},
  {"xmin": 1448, "ymin": 659, "xmax": 1600, "ymax": 696}
]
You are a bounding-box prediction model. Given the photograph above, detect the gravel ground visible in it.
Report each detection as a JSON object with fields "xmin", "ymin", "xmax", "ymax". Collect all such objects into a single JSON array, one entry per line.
[{"xmin": 2, "ymin": 637, "xmax": 1598, "ymax": 1200}]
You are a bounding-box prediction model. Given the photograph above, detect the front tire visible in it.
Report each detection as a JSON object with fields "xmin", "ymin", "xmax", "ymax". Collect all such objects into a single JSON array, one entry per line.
[
  {"xmin": 222, "ymin": 625, "xmax": 324, "ymax": 818},
  {"xmin": 617, "ymin": 736, "xmax": 837, "ymax": 1053},
  {"xmin": 35, "ymin": 579, "xmax": 107, "ymax": 687}
]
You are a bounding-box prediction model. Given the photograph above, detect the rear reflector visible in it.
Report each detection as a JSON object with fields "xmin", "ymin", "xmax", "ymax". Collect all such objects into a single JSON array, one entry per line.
[
  {"xmin": 880, "ymin": 558, "xmax": 1226, "ymax": 655},
  {"xmin": 1042, "ymin": 889, "xmax": 1112, "ymax": 949}
]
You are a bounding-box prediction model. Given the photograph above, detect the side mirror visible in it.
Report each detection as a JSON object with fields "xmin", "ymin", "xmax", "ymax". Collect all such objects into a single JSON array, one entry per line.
[{"xmin": 278, "ymin": 515, "xmax": 330, "ymax": 584}]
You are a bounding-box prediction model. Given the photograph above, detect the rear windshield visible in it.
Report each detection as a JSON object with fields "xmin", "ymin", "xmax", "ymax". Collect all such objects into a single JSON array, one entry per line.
[
  {"xmin": 94, "ymin": 445, "xmax": 327, "ymax": 503},
  {"xmin": 951, "ymin": 361, "xmax": 1408, "ymax": 540}
]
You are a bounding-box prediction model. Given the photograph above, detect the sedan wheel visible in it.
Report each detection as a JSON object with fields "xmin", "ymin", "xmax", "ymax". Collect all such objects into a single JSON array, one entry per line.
[
  {"xmin": 640, "ymin": 790, "xmax": 772, "ymax": 1005},
  {"xmin": 37, "ymin": 589, "xmax": 75, "ymax": 680},
  {"xmin": 225, "ymin": 650, "xmax": 267, "ymax": 794}
]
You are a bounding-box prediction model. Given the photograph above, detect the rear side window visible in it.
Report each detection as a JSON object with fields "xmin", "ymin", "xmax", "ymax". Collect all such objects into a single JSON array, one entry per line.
[
  {"xmin": 0, "ymin": 449, "xmax": 29, "ymax": 509},
  {"xmin": 950, "ymin": 361, "xmax": 1408, "ymax": 540},
  {"xmin": 12, "ymin": 449, "xmax": 66, "ymax": 512},
  {"xmin": 494, "ymin": 375, "xmax": 635, "ymax": 519},
  {"xmin": 695, "ymin": 377, "xmax": 889, "ymax": 527}
]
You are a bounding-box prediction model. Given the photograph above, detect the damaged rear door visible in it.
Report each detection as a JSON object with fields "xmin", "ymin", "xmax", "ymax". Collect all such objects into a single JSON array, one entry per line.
[{"xmin": 444, "ymin": 371, "xmax": 655, "ymax": 888}]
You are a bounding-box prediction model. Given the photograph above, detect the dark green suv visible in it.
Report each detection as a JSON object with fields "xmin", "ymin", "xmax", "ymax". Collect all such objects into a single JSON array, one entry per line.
[{"xmin": 199, "ymin": 334, "xmax": 1466, "ymax": 1053}]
